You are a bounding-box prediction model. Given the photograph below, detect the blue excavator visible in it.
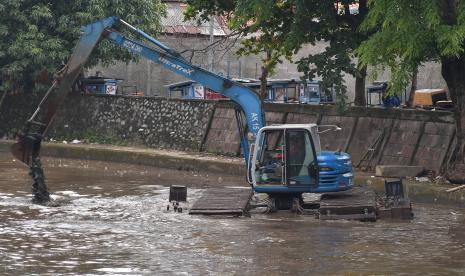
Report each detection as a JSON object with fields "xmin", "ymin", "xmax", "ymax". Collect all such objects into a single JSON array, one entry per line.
[{"xmin": 11, "ymin": 17, "xmax": 354, "ymax": 206}]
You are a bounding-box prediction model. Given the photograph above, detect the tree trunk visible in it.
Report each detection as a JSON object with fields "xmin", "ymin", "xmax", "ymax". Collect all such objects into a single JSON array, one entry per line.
[
  {"xmin": 407, "ymin": 68, "xmax": 418, "ymax": 107},
  {"xmin": 441, "ymin": 55, "xmax": 465, "ymax": 181},
  {"xmin": 0, "ymin": 91, "xmax": 7, "ymax": 113},
  {"xmin": 259, "ymin": 65, "xmax": 268, "ymax": 100},
  {"xmin": 354, "ymin": 66, "xmax": 367, "ymax": 106},
  {"xmin": 259, "ymin": 52, "xmax": 271, "ymax": 101}
]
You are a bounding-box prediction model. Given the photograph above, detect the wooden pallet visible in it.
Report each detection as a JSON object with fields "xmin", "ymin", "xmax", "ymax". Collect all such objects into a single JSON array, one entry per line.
[
  {"xmin": 189, "ymin": 188, "xmax": 253, "ymax": 216},
  {"xmin": 319, "ymin": 186, "xmax": 377, "ymax": 221}
]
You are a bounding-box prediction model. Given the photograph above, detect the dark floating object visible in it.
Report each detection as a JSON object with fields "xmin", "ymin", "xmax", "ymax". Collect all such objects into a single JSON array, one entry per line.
[
  {"xmin": 167, "ymin": 185, "xmax": 187, "ymax": 213},
  {"xmin": 169, "ymin": 185, "xmax": 187, "ymax": 202},
  {"xmin": 377, "ymin": 178, "xmax": 414, "ymax": 220}
]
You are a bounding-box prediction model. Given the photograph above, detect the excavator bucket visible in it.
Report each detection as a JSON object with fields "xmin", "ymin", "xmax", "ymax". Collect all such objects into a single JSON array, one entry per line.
[
  {"xmin": 11, "ymin": 133, "xmax": 42, "ymax": 167},
  {"xmin": 11, "ymin": 133, "xmax": 50, "ymax": 203}
]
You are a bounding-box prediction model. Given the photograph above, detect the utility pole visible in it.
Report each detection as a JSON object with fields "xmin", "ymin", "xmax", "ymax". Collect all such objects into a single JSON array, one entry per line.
[{"xmin": 208, "ymin": 16, "xmax": 214, "ymax": 71}]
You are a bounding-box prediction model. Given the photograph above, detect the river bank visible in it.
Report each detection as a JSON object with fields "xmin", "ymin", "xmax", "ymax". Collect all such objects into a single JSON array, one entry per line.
[{"xmin": 2, "ymin": 139, "xmax": 465, "ymax": 208}]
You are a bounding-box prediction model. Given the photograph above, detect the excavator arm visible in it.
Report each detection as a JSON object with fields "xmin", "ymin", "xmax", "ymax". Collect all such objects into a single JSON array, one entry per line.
[
  {"xmin": 12, "ymin": 17, "xmax": 265, "ymax": 166},
  {"xmin": 11, "ymin": 17, "xmax": 265, "ymax": 202}
]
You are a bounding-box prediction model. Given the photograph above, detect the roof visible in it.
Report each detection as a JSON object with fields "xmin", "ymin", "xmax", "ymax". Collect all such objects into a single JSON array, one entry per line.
[
  {"xmin": 161, "ymin": 1, "xmax": 229, "ymax": 36},
  {"xmin": 165, "ymin": 78, "xmax": 259, "ymax": 89},
  {"xmin": 164, "ymin": 80, "xmax": 196, "ymax": 88},
  {"xmin": 81, "ymin": 77, "xmax": 124, "ymax": 84},
  {"xmin": 262, "ymin": 124, "xmax": 318, "ymax": 130}
]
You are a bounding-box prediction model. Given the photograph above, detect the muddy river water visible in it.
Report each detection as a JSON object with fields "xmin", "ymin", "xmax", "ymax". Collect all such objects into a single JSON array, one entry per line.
[{"xmin": 1, "ymin": 152, "xmax": 465, "ymax": 275}]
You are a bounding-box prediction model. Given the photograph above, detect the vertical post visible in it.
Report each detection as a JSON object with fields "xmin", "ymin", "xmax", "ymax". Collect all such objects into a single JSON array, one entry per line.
[
  {"xmin": 238, "ymin": 59, "xmax": 242, "ymax": 78},
  {"xmin": 227, "ymin": 56, "xmax": 230, "ymax": 78},
  {"xmin": 126, "ymin": 62, "xmax": 133, "ymax": 96},
  {"xmin": 146, "ymin": 60, "xmax": 152, "ymax": 96},
  {"xmin": 209, "ymin": 16, "xmax": 214, "ymax": 71}
]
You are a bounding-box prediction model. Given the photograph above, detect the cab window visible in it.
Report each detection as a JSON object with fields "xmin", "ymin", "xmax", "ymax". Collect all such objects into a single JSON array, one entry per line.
[
  {"xmin": 286, "ymin": 130, "xmax": 316, "ymax": 182},
  {"xmin": 256, "ymin": 130, "xmax": 284, "ymax": 185}
]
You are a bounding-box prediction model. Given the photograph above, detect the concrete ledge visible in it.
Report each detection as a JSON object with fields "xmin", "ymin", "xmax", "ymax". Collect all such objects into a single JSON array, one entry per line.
[
  {"xmin": 375, "ymin": 165, "xmax": 424, "ymax": 177},
  {"xmin": 0, "ymin": 140, "xmax": 246, "ymax": 176}
]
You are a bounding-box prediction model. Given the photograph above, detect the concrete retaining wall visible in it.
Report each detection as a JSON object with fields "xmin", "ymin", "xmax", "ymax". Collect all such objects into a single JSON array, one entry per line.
[
  {"xmin": 257, "ymin": 103, "xmax": 455, "ymax": 173},
  {"xmin": 1, "ymin": 94, "xmax": 456, "ymax": 172},
  {"xmin": 203, "ymin": 106, "xmax": 241, "ymax": 155}
]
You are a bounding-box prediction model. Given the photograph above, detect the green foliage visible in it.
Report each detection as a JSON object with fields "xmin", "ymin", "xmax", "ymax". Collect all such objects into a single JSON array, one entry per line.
[
  {"xmin": 185, "ymin": 1, "xmax": 369, "ymax": 106},
  {"xmin": 0, "ymin": 0, "xmax": 166, "ymax": 94},
  {"xmin": 357, "ymin": 0, "xmax": 465, "ymax": 95}
]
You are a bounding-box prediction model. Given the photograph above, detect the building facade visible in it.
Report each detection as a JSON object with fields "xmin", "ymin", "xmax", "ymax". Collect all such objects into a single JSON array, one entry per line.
[{"xmin": 90, "ymin": 0, "xmax": 447, "ymax": 102}]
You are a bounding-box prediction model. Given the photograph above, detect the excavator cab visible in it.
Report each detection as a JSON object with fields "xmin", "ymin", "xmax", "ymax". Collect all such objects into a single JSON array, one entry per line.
[
  {"xmin": 250, "ymin": 124, "xmax": 353, "ymax": 195},
  {"xmin": 251, "ymin": 124, "xmax": 321, "ymax": 194}
]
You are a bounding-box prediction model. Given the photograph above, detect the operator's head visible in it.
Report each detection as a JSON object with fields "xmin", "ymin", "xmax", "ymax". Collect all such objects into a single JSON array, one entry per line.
[{"xmin": 289, "ymin": 132, "xmax": 305, "ymax": 147}]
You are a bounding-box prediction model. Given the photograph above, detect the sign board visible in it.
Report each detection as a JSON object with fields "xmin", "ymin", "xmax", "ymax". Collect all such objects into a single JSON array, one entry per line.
[
  {"xmin": 106, "ymin": 84, "xmax": 117, "ymax": 95},
  {"xmin": 193, "ymin": 84, "xmax": 205, "ymax": 99}
]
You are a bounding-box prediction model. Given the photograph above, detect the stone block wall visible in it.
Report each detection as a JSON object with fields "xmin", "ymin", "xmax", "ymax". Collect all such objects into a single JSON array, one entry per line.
[
  {"xmin": 1, "ymin": 94, "xmax": 457, "ymax": 172},
  {"xmin": 48, "ymin": 94, "xmax": 216, "ymax": 151}
]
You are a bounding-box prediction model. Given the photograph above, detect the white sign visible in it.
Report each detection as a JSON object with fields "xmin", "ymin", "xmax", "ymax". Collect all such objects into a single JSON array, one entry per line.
[
  {"xmin": 194, "ymin": 84, "xmax": 204, "ymax": 99},
  {"xmin": 106, "ymin": 84, "xmax": 116, "ymax": 95}
]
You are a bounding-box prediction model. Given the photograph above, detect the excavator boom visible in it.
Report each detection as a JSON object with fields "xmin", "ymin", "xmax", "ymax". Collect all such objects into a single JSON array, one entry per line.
[{"xmin": 12, "ymin": 17, "xmax": 264, "ymax": 168}]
